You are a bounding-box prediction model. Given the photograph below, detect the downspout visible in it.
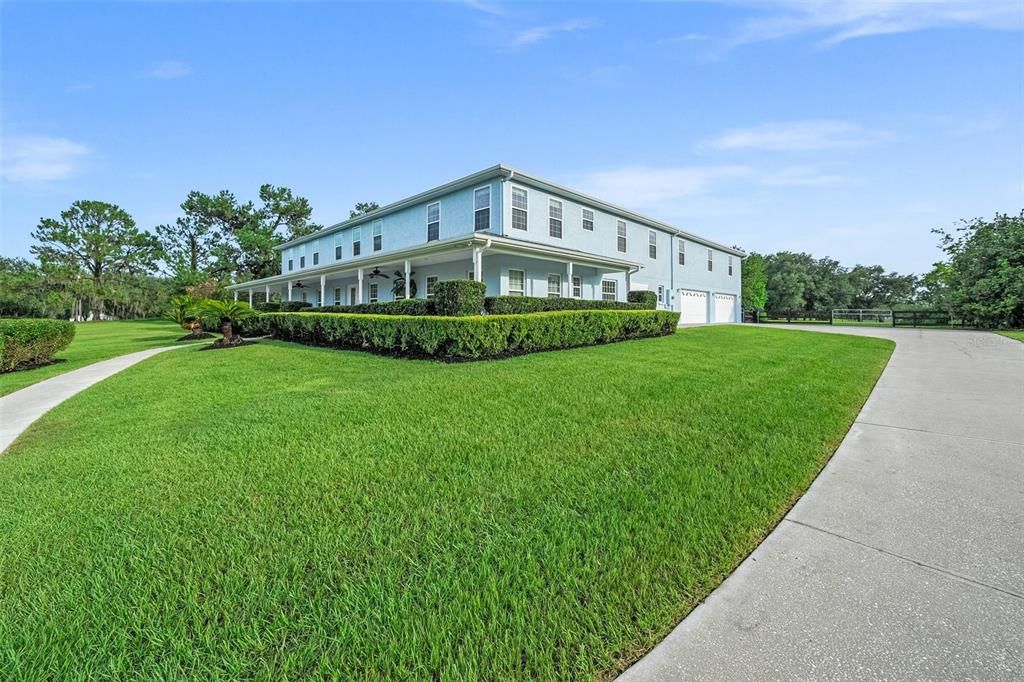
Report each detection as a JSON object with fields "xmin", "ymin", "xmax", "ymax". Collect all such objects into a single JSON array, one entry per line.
[{"xmin": 669, "ymin": 233, "xmax": 675, "ymax": 312}]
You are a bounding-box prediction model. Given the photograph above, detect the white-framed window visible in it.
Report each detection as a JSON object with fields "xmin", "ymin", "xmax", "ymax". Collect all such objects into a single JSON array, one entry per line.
[
  {"xmin": 427, "ymin": 202, "xmax": 440, "ymax": 242},
  {"xmin": 301, "ymin": 291, "xmax": 308, "ymax": 303},
  {"xmin": 299, "ymin": 254, "xmax": 306, "ymax": 268},
  {"xmin": 648, "ymin": 230, "xmax": 657, "ymax": 260},
  {"xmin": 549, "ymin": 198, "xmax": 563, "ymax": 238},
  {"xmin": 334, "ymin": 233, "xmax": 343, "ymax": 260},
  {"xmin": 508, "ymin": 269, "xmax": 525, "ymax": 296},
  {"xmin": 368, "ymin": 282, "xmax": 379, "ymax": 303},
  {"xmin": 657, "ymin": 285, "xmax": 664, "ymax": 304},
  {"xmin": 474, "ymin": 186, "xmax": 491, "ymax": 231},
  {"xmin": 582, "ymin": 208, "xmax": 594, "ymax": 231},
  {"xmin": 572, "ymin": 275, "xmax": 582, "ymax": 298},
  {"xmin": 287, "ymin": 257, "xmax": 294, "ymax": 271},
  {"xmin": 511, "ymin": 186, "xmax": 528, "ymax": 231},
  {"xmin": 707, "ymin": 248, "xmax": 713, "ymax": 272},
  {"xmin": 425, "ymin": 276, "xmax": 438, "ymax": 299},
  {"xmin": 352, "ymin": 227, "xmax": 362, "ymax": 256},
  {"xmin": 372, "ymin": 220, "xmax": 383, "ymax": 252},
  {"xmin": 601, "ymin": 279, "xmax": 618, "ymax": 301},
  {"xmin": 316, "ymin": 289, "xmax": 322, "ymax": 306},
  {"xmin": 312, "ymin": 240, "xmax": 320, "ymax": 266},
  {"xmin": 728, "ymin": 255, "xmax": 734, "ymax": 276},
  {"xmin": 678, "ymin": 239, "xmax": 685, "ymax": 266},
  {"xmin": 547, "ymin": 274, "xmax": 561, "ymax": 298},
  {"xmin": 616, "ymin": 220, "xmax": 627, "ymax": 253},
  {"xmin": 333, "ymin": 287, "xmax": 342, "ymax": 305},
  {"xmin": 467, "ymin": 270, "xmax": 475, "ymax": 281}
]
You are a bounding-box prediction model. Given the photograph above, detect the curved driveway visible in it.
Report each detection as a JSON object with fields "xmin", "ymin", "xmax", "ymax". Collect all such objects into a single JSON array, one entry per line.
[{"xmin": 622, "ymin": 327, "xmax": 1024, "ymax": 680}]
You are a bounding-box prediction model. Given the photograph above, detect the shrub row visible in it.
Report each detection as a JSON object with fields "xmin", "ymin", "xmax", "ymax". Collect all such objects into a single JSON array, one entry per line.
[
  {"xmin": 254, "ymin": 301, "xmax": 314, "ymax": 313},
  {"xmin": 0, "ymin": 318, "xmax": 76, "ymax": 373},
  {"xmin": 433, "ymin": 280, "xmax": 486, "ymax": 316},
  {"xmin": 484, "ymin": 296, "xmax": 650, "ymax": 315},
  {"xmin": 627, "ymin": 290, "xmax": 658, "ymax": 308},
  {"xmin": 245, "ymin": 309, "xmax": 680, "ymax": 360},
  {"xmin": 310, "ymin": 299, "xmax": 436, "ymax": 316}
]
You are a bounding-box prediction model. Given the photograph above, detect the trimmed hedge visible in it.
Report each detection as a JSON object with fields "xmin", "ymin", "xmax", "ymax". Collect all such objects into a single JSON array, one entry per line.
[
  {"xmin": 0, "ymin": 318, "xmax": 76, "ymax": 372},
  {"xmin": 627, "ymin": 290, "xmax": 658, "ymax": 309},
  {"xmin": 434, "ymin": 280, "xmax": 486, "ymax": 317},
  {"xmin": 254, "ymin": 302, "xmax": 281, "ymax": 312},
  {"xmin": 310, "ymin": 299, "xmax": 436, "ymax": 316},
  {"xmin": 485, "ymin": 295, "xmax": 644, "ymax": 315},
  {"xmin": 279, "ymin": 301, "xmax": 313, "ymax": 312},
  {"xmin": 245, "ymin": 309, "xmax": 680, "ymax": 361}
]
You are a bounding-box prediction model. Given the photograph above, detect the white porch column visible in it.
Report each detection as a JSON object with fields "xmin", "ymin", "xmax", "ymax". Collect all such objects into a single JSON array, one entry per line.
[
  {"xmin": 404, "ymin": 259, "xmax": 411, "ymax": 299},
  {"xmin": 473, "ymin": 248, "xmax": 483, "ymax": 282},
  {"xmin": 265, "ymin": 285, "xmax": 270, "ymax": 303},
  {"xmin": 566, "ymin": 262, "xmax": 573, "ymax": 298},
  {"xmin": 287, "ymin": 281, "xmax": 293, "ymax": 301},
  {"xmin": 233, "ymin": 290, "xmax": 238, "ymax": 301},
  {"xmin": 357, "ymin": 268, "xmax": 364, "ymax": 304},
  {"xmin": 320, "ymin": 274, "xmax": 326, "ymax": 307},
  {"xmin": 624, "ymin": 271, "xmax": 631, "ymax": 301},
  {"xmin": 248, "ymin": 289, "xmax": 253, "ymax": 305}
]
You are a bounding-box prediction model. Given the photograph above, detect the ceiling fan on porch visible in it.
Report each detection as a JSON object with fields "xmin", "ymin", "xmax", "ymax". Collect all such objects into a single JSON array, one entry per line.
[
  {"xmin": 366, "ymin": 268, "xmax": 390, "ymax": 279},
  {"xmin": 292, "ymin": 280, "xmax": 306, "ymax": 288}
]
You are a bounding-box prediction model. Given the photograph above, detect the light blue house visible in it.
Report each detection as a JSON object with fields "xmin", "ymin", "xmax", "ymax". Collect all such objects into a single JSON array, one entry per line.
[{"xmin": 227, "ymin": 165, "xmax": 744, "ymax": 323}]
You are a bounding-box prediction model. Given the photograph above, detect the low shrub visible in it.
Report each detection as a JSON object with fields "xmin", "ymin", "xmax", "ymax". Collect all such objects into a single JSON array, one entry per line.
[
  {"xmin": 310, "ymin": 299, "xmax": 437, "ymax": 316},
  {"xmin": 485, "ymin": 296, "xmax": 642, "ymax": 314},
  {"xmin": 254, "ymin": 302, "xmax": 281, "ymax": 312},
  {"xmin": 0, "ymin": 318, "xmax": 76, "ymax": 372},
  {"xmin": 279, "ymin": 301, "xmax": 313, "ymax": 312},
  {"xmin": 627, "ymin": 290, "xmax": 658, "ymax": 309},
  {"xmin": 433, "ymin": 280, "xmax": 486, "ymax": 317},
  {"xmin": 247, "ymin": 309, "xmax": 680, "ymax": 361}
]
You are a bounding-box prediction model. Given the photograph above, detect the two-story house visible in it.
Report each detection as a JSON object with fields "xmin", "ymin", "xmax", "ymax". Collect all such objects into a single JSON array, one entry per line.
[{"xmin": 227, "ymin": 165, "xmax": 744, "ymax": 324}]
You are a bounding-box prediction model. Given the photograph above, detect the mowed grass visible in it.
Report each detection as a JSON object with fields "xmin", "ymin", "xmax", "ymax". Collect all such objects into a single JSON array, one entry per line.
[
  {"xmin": 0, "ymin": 327, "xmax": 893, "ymax": 680},
  {"xmin": 0, "ymin": 318, "xmax": 205, "ymax": 396},
  {"xmin": 997, "ymin": 330, "xmax": 1024, "ymax": 342}
]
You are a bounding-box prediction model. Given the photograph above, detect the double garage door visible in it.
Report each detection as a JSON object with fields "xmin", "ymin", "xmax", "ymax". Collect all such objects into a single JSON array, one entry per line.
[{"xmin": 678, "ymin": 290, "xmax": 736, "ymax": 324}]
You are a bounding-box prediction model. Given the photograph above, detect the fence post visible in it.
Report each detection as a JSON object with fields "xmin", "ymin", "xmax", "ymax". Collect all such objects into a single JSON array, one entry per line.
[
  {"xmin": 830, "ymin": 309, "xmax": 834, "ymax": 325},
  {"xmin": 892, "ymin": 310, "xmax": 896, "ymax": 327}
]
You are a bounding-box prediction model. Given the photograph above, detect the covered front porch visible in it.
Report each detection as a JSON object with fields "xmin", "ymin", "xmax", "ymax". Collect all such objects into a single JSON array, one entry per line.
[{"xmin": 229, "ymin": 234, "xmax": 641, "ymax": 306}]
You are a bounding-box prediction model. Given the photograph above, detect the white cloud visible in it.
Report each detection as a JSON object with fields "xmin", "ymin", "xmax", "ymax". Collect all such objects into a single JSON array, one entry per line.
[
  {"xmin": 573, "ymin": 165, "xmax": 754, "ymax": 205},
  {"xmin": 511, "ymin": 18, "xmax": 595, "ymax": 47},
  {"xmin": 1, "ymin": 135, "xmax": 90, "ymax": 183},
  {"xmin": 145, "ymin": 60, "xmax": 191, "ymax": 80},
  {"xmin": 729, "ymin": 0, "xmax": 1023, "ymax": 47},
  {"xmin": 702, "ymin": 120, "xmax": 889, "ymax": 151},
  {"xmin": 760, "ymin": 165, "xmax": 845, "ymax": 186},
  {"xmin": 459, "ymin": 0, "xmax": 508, "ymax": 16}
]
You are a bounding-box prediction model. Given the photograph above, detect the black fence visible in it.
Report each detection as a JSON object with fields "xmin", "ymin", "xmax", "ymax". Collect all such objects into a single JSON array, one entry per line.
[
  {"xmin": 892, "ymin": 310, "xmax": 962, "ymax": 327},
  {"xmin": 757, "ymin": 310, "xmax": 833, "ymax": 324},
  {"xmin": 744, "ymin": 309, "xmax": 965, "ymax": 328}
]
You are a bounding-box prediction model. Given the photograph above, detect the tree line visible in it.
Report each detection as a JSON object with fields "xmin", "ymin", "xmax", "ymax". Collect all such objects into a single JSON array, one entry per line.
[{"xmin": 2, "ymin": 187, "xmax": 1020, "ymax": 329}]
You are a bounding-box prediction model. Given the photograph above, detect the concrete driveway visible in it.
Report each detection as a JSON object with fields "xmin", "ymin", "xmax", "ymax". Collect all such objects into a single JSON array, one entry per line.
[{"xmin": 621, "ymin": 327, "xmax": 1024, "ymax": 681}]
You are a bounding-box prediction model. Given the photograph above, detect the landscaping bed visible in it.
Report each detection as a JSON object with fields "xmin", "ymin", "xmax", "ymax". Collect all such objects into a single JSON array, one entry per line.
[{"xmin": 0, "ymin": 326, "xmax": 894, "ymax": 679}]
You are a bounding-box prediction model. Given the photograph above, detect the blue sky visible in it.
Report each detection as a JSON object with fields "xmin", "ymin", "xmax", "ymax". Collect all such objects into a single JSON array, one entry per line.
[{"xmin": 2, "ymin": 0, "xmax": 1022, "ymax": 275}]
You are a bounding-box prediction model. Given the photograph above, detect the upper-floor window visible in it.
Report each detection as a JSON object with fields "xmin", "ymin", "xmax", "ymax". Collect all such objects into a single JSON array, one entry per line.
[
  {"xmin": 372, "ymin": 220, "xmax": 382, "ymax": 252},
  {"xmin": 648, "ymin": 230, "xmax": 657, "ymax": 260},
  {"xmin": 508, "ymin": 269, "xmax": 525, "ymax": 296},
  {"xmin": 678, "ymin": 239, "xmax": 685, "ymax": 266},
  {"xmin": 572, "ymin": 275, "xmax": 582, "ymax": 298},
  {"xmin": 334, "ymin": 233, "xmax": 343, "ymax": 260},
  {"xmin": 511, "ymin": 187, "xmax": 528, "ymax": 231},
  {"xmin": 299, "ymin": 254, "xmax": 306, "ymax": 268},
  {"xmin": 425, "ymin": 276, "xmax": 438, "ymax": 299},
  {"xmin": 547, "ymin": 273, "xmax": 561, "ymax": 298},
  {"xmin": 582, "ymin": 208, "xmax": 594, "ymax": 231},
  {"xmin": 549, "ymin": 199, "xmax": 563, "ymax": 238},
  {"xmin": 312, "ymin": 240, "xmax": 319, "ymax": 266},
  {"xmin": 728, "ymin": 255, "xmax": 734, "ymax": 276},
  {"xmin": 287, "ymin": 258, "xmax": 294, "ymax": 272},
  {"xmin": 474, "ymin": 186, "xmax": 491, "ymax": 231},
  {"xmin": 601, "ymin": 279, "xmax": 617, "ymax": 301},
  {"xmin": 616, "ymin": 220, "xmax": 627, "ymax": 253},
  {"xmin": 707, "ymin": 248, "xmax": 713, "ymax": 272},
  {"xmin": 353, "ymin": 227, "xmax": 362, "ymax": 257},
  {"xmin": 427, "ymin": 202, "xmax": 440, "ymax": 242}
]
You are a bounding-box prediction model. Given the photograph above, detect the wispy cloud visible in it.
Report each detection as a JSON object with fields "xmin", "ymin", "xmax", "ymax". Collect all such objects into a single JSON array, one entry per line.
[
  {"xmin": 511, "ymin": 18, "xmax": 596, "ymax": 47},
  {"xmin": 573, "ymin": 165, "xmax": 754, "ymax": 204},
  {"xmin": 459, "ymin": 0, "xmax": 508, "ymax": 17},
  {"xmin": 701, "ymin": 120, "xmax": 889, "ymax": 152},
  {"xmin": 760, "ymin": 165, "xmax": 845, "ymax": 186},
  {"xmin": 1, "ymin": 135, "xmax": 91, "ymax": 183},
  {"xmin": 65, "ymin": 82, "xmax": 97, "ymax": 93},
  {"xmin": 729, "ymin": 0, "xmax": 1023, "ymax": 47},
  {"xmin": 145, "ymin": 60, "xmax": 192, "ymax": 80}
]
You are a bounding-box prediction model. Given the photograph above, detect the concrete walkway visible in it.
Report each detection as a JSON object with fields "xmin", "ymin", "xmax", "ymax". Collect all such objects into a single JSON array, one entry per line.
[
  {"xmin": 0, "ymin": 346, "xmax": 182, "ymax": 453},
  {"xmin": 621, "ymin": 327, "xmax": 1024, "ymax": 681}
]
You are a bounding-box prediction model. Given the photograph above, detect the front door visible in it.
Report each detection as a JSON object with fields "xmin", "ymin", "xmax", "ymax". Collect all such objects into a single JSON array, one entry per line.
[{"xmin": 349, "ymin": 286, "xmax": 357, "ymax": 305}]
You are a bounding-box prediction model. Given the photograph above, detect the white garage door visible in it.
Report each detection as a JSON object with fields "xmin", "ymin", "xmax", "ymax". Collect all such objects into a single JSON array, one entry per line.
[
  {"xmin": 713, "ymin": 294, "xmax": 735, "ymax": 323},
  {"xmin": 679, "ymin": 289, "xmax": 708, "ymax": 324}
]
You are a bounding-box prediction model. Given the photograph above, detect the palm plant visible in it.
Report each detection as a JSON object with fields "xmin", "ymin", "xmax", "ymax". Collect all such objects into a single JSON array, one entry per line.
[
  {"xmin": 198, "ymin": 299, "xmax": 256, "ymax": 346},
  {"xmin": 166, "ymin": 294, "xmax": 205, "ymax": 338},
  {"xmin": 391, "ymin": 270, "xmax": 417, "ymax": 299}
]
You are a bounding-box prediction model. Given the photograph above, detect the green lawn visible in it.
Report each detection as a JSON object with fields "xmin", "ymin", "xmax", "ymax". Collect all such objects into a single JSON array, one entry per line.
[
  {"xmin": 0, "ymin": 318, "xmax": 205, "ymax": 397},
  {"xmin": 997, "ymin": 330, "xmax": 1024, "ymax": 342},
  {"xmin": 0, "ymin": 327, "xmax": 893, "ymax": 680}
]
